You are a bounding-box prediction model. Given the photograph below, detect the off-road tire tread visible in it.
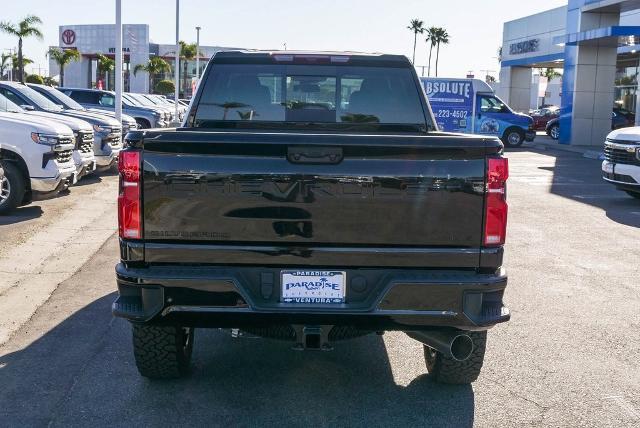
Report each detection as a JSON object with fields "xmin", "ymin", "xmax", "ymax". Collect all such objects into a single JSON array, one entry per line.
[
  {"xmin": 424, "ymin": 331, "xmax": 487, "ymax": 385},
  {"xmin": 132, "ymin": 325, "xmax": 193, "ymax": 379}
]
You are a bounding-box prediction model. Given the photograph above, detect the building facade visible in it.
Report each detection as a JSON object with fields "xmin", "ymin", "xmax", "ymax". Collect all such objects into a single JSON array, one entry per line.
[
  {"xmin": 500, "ymin": 1, "xmax": 640, "ymax": 146},
  {"xmin": 50, "ymin": 24, "xmax": 240, "ymax": 97}
]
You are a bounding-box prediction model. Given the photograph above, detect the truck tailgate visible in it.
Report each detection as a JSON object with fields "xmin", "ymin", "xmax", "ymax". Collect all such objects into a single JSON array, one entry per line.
[{"xmin": 139, "ymin": 130, "xmax": 496, "ymax": 267}]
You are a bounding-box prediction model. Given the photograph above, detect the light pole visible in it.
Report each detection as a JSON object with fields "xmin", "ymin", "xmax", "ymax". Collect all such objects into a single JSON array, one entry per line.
[
  {"xmin": 115, "ymin": 0, "xmax": 123, "ymax": 123},
  {"xmin": 195, "ymin": 26, "xmax": 201, "ymax": 83},
  {"xmin": 174, "ymin": 0, "xmax": 180, "ymax": 123}
]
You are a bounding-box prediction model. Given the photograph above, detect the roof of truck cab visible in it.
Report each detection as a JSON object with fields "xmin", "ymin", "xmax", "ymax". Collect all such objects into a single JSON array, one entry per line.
[{"xmin": 211, "ymin": 50, "xmax": 412, "ymax": 66}]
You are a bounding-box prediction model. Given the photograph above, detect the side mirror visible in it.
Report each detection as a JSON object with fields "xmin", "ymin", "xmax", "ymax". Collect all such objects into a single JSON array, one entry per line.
[{"xmin": 20, "ymin": 105, "xmax": 35, "ymax": 111}]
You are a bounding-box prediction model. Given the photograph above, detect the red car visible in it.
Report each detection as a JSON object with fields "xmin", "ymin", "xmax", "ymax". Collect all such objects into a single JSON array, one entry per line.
[{"xmin": 531, "ymin": 106, "xmax": 560, "ymax": 130}]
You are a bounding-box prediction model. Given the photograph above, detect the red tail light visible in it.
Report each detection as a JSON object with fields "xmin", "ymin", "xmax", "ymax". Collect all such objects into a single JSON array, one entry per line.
[
  {"xmin": 484, "ymin": 157, "xmax": 509, "ymax": 246},
  {"xmin": 118, "ymin": 150, "xmax": 141, "ymax": 239}
]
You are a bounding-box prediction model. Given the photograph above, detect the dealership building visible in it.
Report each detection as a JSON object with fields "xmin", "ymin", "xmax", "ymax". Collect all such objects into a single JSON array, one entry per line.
[
  {"xmin": 499, "ymin": 0, "xmax": 640, "ymax": 146},
  {"xmin": 50, "ymin": 24, "xmax": 239, "ymax": 97}
]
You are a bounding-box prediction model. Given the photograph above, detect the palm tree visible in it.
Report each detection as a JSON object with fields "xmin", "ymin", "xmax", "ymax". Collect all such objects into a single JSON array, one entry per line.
[
  {"xmin": 425, "ymin": 27, "xmax": 438, "ymax": 77},
  {"xmin": 0, "ymin": 53, "xmax": 11, "ymax": 80},
  {"xmin": 407, "ymin": 19, "xmax": 424, "ymax": 66},
  {"xmin": 179, "ymin": 41, "xmax": 198, "ymax": 97},
  {"xmin": 133, "ymin": 56, "xmax": 171, "ymax": 94},
  {"xmin": 96, "ymin": 54, "xmax": 115, "ymax": 90},
  {"xmin": 0, "ymin": 15, "xmax": 43, "ymax": 83},
  {"xmin": 11, "ymin": 53, "xmax": 32, "ymax": 80},
  {"xmin": 434, "ymin": 28, "xmax": 450, "ymax": 77},
  {"xmin": 47, "ymin": 47, "xmax": 80, "ymax": 87}
]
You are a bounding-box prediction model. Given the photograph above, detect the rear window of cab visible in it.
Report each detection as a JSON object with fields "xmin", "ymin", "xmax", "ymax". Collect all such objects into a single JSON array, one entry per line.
[{"xmin": 192, "ymin": 64, "xmax": 429, "ymax": 131}]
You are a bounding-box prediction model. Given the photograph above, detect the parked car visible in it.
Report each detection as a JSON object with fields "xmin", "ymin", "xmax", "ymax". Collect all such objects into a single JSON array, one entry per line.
[
  {"xmin": 0, "ymin": 149, "xmax": 5, "ymax": 210},
  {"xmin": 113, "ymin": 51, "xmax": 510, "ymax": 384},
  {"xmin": 28, "ymin": 83, "xmax": 138, "ymax": 135},
  {"xmin": 546, "ymin": 117, "xmax": 560, "ymax": 140},
  {"xmin": 612, "ymin": 108, "xmax": 635, "ymax": 130},
  {"xmin": 421, "ymin": 77, "xmax": 535, "ymax": 147},
  {"xmin": 27, "ymin": 84, "xmax": 126, "ymax": 171},
  {"xmin": 60, "ymin": 87, "xmax": 166, "ymax": 129},
  {"xmin": 530, "ymin": 106, "xmax": 559, "ymax": 130},
  {"xmin": 0, "ymin": 88, "xmax": 96, "ymax": 180},
  {"xmin": 123, "ymin": 93, "xmax": 174, "ymax": 123},
  {"xmin": 0, "ymin": 110, "xmax": 76, "ymax": 214},
  {"xmin": 546, "ymin": 109, "xmax": 636, "ymax": 140},
  {"xmin": 602, "ymin": 126, "xmax": 640, "ymax": 199},
  {"xmin": 145, "ymin": 94, "xmax": 187, "ymax": 121}
]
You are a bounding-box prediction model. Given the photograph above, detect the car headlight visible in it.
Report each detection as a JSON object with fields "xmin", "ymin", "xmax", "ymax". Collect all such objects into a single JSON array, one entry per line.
[
  {"xmin": 93, "ymin": 124, "xmax": 111, "ymax": 134},
  {"xmin": 31, "ymin": 133, "xmax": 62, "ymax": 146},
  {"xmin": 637, "ymin": 147, "xmax": 640, "ymax": 161}
]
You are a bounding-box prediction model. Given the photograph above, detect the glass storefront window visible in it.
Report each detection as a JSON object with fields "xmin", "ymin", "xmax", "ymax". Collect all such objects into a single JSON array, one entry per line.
[{"xmin": 615, "ymin": 55, "xmax": 639, "ymax": 113}]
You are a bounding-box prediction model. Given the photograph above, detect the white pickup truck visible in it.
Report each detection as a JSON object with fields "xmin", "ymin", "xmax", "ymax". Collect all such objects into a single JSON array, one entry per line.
[
  {"xmin": 602, "ymin": 127, "xmax": 640, "ymax": 199},
  {"xmin": 0, "ymin": 94, "xmax": 96, "ymax": 181},
  {"xmin": 0, "ymin": 112, "xmax": 76, "ymax": 214}
]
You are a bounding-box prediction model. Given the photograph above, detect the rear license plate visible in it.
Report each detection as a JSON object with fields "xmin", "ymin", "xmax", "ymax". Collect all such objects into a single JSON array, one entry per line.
[{"xmin": 281, "ymin": 271, "xmax": 346, "ymax": 304}]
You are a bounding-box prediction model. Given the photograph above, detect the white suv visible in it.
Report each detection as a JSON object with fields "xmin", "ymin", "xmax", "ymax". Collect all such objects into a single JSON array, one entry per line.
[
  {"xmin": 602, "ymin": 127, "xmax": 640, "ymax": 199},
  {"xmin": 0, "ymin": 112, "xmax": 76, "ymax": 214}
]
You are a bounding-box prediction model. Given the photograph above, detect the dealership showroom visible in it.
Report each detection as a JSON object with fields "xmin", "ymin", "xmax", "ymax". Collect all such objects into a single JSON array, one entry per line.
[{"xmin": 499, "ymin": 0, "xmax": 640, "ymax": 146}]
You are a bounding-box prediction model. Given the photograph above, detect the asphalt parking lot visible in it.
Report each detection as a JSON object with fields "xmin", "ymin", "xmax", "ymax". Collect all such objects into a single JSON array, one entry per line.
[{"xmin": 0, "ymin": 147, "xmax": 639, "ymax": 427}]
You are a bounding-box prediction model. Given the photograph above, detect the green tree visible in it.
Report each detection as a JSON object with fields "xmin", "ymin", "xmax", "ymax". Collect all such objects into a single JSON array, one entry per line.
[
  {"xmin": 154, "ymin": 79, "xmax": 175, "ymax": 95},
  {"xmin": 133, "ymin": 56, "xmax": 171, "ymax": 94},
  {"xmin": 96, "ymin": 53, "xmax": 115, "ymax": 90},
  {"xmin": 425, "ymin": 27, "xmax": 439, "ymax": 77},
  {"xmin": 540, "ymin": 68, "xmax": 562, "ymax": 81},
  {"xmin": 0, "ymin": 15, "xmax": 43, "ymax": 83},
  {"xmin": 179, "ymin": 41, "xmax": 198, "ymax": 97},
  {"xmin": 0, "ymin": 53, "xmax": 11, "ymax": 80},
  {"xmin": 25, "ymin": 74, "xmax": 44, "ymax": 84},
  {"xmin": 433, "ymin": 28, "xmax": 450, "ymax": 77},
  {"xmin": 407, "ymin": 19, "xmax": 424, "ymax": 66},
  {"xmin": 47, "ymin": 47, "xmax": 80, "ymax": 87},
  {"xmin": 43, "ymin": 76, "xmax": 58, "ymax": 86},
  {"xmin": 11, "ymin": 53, "xmax": 32, "ymax": 80}
]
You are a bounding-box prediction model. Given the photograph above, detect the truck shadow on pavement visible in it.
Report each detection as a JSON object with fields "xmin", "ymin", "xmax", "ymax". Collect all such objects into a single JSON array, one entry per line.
[
  {"xmin": 519, "ymin": 148, "xmax": 640, "ymax": 228},
  {"xmin": 0, "ymin": 294, "xmax": 475, "ymax": 427},
  {"xmin": 0, "ymin": 205, "xmax": 42, "ymax": 226}
]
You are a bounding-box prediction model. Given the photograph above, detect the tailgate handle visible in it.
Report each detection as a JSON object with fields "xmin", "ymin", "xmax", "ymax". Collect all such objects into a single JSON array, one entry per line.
[{"xmin": 288, "ymin": 146, "xmax": 343, "ymax": 164}]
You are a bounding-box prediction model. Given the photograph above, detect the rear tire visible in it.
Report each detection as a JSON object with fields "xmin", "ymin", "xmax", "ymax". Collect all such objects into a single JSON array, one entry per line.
[
  {"xmin": 503, "ymin": 128, "xmax": 525, "ymax": 147},
  {"xmin": 424, "ymin": 331, "xmax": 487, "ymax": 384},
  {"xmin": 0, "ymin": 162, "xmax": 26, "ymax": 215},
  {"xmin": 132, "ymin": 325, "xmax": 195, "ymax": 379},
  {"xmin": 625, "ymin": 190, "xmax": 640, "ymax": 199},
  {"xmin": 548, "ymin": 124, "xmax": 560, "ymax": 140}
]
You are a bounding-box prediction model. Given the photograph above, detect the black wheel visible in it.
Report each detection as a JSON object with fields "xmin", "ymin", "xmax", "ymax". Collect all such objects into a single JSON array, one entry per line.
[
  {"xmin": 625, "ymin": 190, "xmax": 640, "ymax": 199},
  {"xmin": 548, "ymin": 124, "xmax": 560, "ymax": 140},
  {"xmin": 132, "ymin": 325, "xmax": 195, "ymax": 379},
  {"xmin": 0, "ymin": 162, "xmax": 26, "ymax": 215},
  {"xmin": 424, "ymin": 331, "xmax": 487, "ymax": 384},
  {"xmin": 135, "ymin": 118, "xmax": 151, "ymax": 129},
  {"xmin": 502, "ymin": 128, "xmax": 525, "ymax": 147}
]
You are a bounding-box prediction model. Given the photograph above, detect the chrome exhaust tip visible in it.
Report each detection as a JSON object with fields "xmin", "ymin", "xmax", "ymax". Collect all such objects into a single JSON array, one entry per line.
[{"xmin": 407, "ymin": 330, "xmax": 475, "ymax": 361}]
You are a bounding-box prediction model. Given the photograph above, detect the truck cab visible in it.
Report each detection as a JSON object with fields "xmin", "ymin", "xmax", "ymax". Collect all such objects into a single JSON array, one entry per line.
[{"xmin": 421, "ymin": 78, "xmax": 535, "ymax": 147}]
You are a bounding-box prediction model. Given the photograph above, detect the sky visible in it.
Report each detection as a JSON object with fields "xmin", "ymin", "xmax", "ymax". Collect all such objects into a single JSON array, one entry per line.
[{"xmin": 1, "ymin": 0, "xmax": 567, "ymax": 78}]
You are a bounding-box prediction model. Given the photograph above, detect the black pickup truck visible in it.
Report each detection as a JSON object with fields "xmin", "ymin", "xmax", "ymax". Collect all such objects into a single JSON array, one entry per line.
[{"xmin": 114, "ymin": 51, "xmax": 510, "ymax": 384}]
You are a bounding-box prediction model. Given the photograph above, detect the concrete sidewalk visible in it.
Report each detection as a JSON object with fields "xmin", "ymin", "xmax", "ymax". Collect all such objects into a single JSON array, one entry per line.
[{"xmin": 524, "ymin": 134, "xmax": 604, "ymax": 160}]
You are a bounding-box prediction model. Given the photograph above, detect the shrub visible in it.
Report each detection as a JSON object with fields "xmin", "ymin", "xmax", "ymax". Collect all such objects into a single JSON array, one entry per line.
[
  {"xmin": 25, "ymin": 74, "xmax": 44, "ymax": 84},
  {"xmin": 154, "ymin": 80, "xmax": 175, "ymax": 95}
]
